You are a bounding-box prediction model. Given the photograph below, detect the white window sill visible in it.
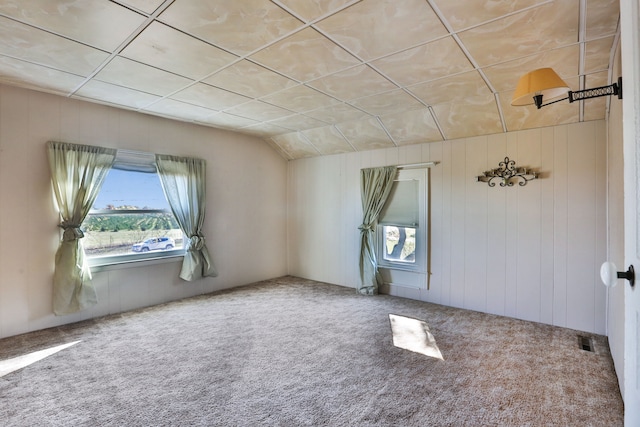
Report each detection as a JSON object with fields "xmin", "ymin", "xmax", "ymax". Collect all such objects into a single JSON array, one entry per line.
[
  {"xmin": 89, "ymin": 252, "xmax": 184, "ymax": 273},
  {"xmin": 378, "ymin": 264, "xmax": 426, "ymax": 274}
]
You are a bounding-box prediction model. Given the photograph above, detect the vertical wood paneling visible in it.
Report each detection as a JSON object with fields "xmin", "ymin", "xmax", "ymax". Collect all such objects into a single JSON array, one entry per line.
[
  {"xmin": 0, "ymin": 86, "xmax": 30, "ymax": 338},
  {"xmin": 286, "ymin": 121, "xmax": 607, "ymax": 334},
  {"xmin": 427, "ymin": 142, "xmax": 443, "ymax": 304},
  {"xmin": 504, "ymin": 133, "xmax": 519, "ymax": 318},
  {"xmin": 593, "ymin": 121, "xmax": 607, "ymax": 335},
  {"xmin": 26, "ymin": 92, "xmax": 61, "ymax": 328},
  {"xmin": 567, "ymin": 123, "xmax": 597, "ymax": 332},
  {"xmin": 345, "ymin": 152, "xmax": 361, "ymax": 286},
  {"xmin": 540, "ymin": 127, "xmax": 556, "ymax": 325},
  {"xmin": 440, "ymin": 142, "xmax": 453, "ymax": 306},
  {"xmin": 515, "ymin": 129, "xmax": 543, "ymax": 322},
  {"xmin": 449, "ymin": 140, "xmax": 467, "ymax": 308},
  {"xmin": 553, "ymin": 125, "xmax": 569, "ymax": 328},
  {"xmin": 486, "ymin": 133, "xmax": 507, "ymax": 315},
  {"xmin": 465, "ymin": 137, "xmax": 488, "ymax": 312}
]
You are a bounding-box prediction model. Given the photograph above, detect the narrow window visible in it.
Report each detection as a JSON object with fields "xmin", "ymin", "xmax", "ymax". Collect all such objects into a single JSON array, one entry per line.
[{"xmin": 378, "ymin": 168, "xmax": 427, "ymax": 274}]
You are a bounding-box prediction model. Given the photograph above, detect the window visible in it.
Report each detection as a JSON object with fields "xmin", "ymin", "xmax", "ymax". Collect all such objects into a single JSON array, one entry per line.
[
  {"xmin": 82, "ymin": 150, "xmax": 184, "ymax": 267},
  {"xmin": 378, "ymin": 168, "xmax": 427, "ymax": 273}
]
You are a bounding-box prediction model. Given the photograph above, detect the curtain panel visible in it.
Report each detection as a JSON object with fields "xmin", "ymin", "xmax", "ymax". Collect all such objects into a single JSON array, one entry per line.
[
  {"xmin": 155, "ymin": 154, "xmax": 217, "ymax": 281},
  {"xmin": 358, "ymin": 166, "xmax": 397, "ymax": 295},
  {"xmin": 47, "ymin": 141, "xmax": 116, "ymax": 315}
]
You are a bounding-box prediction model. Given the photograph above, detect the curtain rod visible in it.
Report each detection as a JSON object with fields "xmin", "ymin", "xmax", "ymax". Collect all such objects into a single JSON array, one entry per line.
[{"xmin": 397, "ymin": 161, "xmax": 439, "ymax": 169}]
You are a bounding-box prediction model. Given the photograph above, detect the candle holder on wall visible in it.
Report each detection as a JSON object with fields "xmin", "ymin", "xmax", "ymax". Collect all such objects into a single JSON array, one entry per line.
[{"xmin": 476, "ymin": 157, "xmax": 538, "ymax": 187}]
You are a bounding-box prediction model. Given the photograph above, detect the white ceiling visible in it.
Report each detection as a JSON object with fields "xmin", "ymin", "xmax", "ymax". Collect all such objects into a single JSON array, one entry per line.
[{"xmin": 0, "ymin": 0, "xmax": 620, "ymax": 160}]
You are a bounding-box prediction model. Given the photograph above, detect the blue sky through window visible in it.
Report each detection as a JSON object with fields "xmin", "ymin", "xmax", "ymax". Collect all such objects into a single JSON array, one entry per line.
[{"xmin": 92, "ymin": 169, "xmax": 169, "ymax": 210}]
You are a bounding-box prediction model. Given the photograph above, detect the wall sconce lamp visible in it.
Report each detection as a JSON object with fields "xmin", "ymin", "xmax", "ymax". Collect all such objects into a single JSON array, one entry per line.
[
  {"xmin": 511, "ymin": 67, "xmax": 622, "ymax": 109},
  {"xmin": 476, "ymin": 157, "xmax": 538, "ymax": 187}
]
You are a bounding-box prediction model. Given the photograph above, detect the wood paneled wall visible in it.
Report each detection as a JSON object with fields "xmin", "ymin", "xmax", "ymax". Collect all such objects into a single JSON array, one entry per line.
[{"xmin": 288, "ymin": 121, "xmax": 607, "ymax": 334}]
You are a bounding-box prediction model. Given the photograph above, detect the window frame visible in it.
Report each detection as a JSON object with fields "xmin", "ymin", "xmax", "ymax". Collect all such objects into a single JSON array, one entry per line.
[
  {"xmin": 377, "ymin": 168, "xmax": 427, "ymax": 274},
  {"xmin": 83, "ymin": 151, "xmax": 185, "ymax": 269}
]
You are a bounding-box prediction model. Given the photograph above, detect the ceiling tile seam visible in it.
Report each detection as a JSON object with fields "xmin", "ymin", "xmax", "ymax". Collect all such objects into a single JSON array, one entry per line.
[
  {"xmin": 427, "ymin": 106, "xmax": 447, "ymax": 141},
  {"xmin": 494, "ymin": 93, "xmax": 508, "ymax": 133},
  {"xmin": 145, "ymin": 98, "xmax": 221, "ymax": 118},
  {"xmin": 70, "ymin": 93, "xmax": 139, "ymax": 112},
  {"xmin": 101, "ymin": 54, "xmax": 199, "ymax": 83},
  {"xmin": 605, "ymin": 22, "xmax": 622, "ymax": 117},
  {"xmin": 375, "ymin": 117, "xmax": 398, "ymax": 147},
  {"xmin": 256, "ymin": 118, "xmax": 304, "ymax": 132},
  {"xmin": 270, "ymin": 0, "xmax": 364, "ymax": 25},
  {"xmin": 296, "ymin": 131, "xmax": 323, "ymax": 156},
  {"xmin": 136, "ymin": 8, "xmax": 375, "ymax": 114},
  {"xmin": 470, "ymin": 36, "xmax": 614, "ymax": 80},
  {"xmin": 579, "ymin": 74, "xmax": 585, "ymax": 121},
  {"xmin": 268, "ymin": 137, "xmax": 294, "ymax": 160},
  {"xmin": 170, "ymin": 62, "xmax": 304, "ymax": 111},
  {"xmin": 68, "ymin": 0, "xmax": 176, "ymax": 97},
  {"xmin": 154, "ymin": 0, "xmax": 364, "ymax": 89},
  {"xmin": 136, "ymin": 75, "xmax": 290, "ymax": 117},
  {"xmin": 0, "ymin": 13, "xmax": 117, "ymax": 53},
  {"xmin": 302, "ymin": 102, "xmax": 372, "ymax": 124},
  {"xmin": 363, "ymin": 63, "xmax": 425, "ymax": 99},
  {"xmin": 312, "ymin": 22, "xmax": 452, "ymax": 70},
  {"xmin": 424, "ymin": 0, "xmax": 499, "ymax": 99},
  {"xmin": 294, "ymin": 112, "xmax": 335, "ymax": 127},
  {"xmin": 273, "ymin": 141, "xmax": 295, "ymax": 161},
  {"xmin": 0, "ymin": 52, "xmax": 87, "ymax": 82},
  {"xmin": 302, "ymin": 62, "xmax": 381, "ymax": 87},
  {"xmin": 252, "ymin": 83, "xmax": 343, "ymax": 111},
  {"xmin": 89, "ymin": 77, "xmax": 182, "ymax": 101},
  {"xmin": 341, "ymin": 101, "xmax": 377, "ymax": 118},
  {"xmin": 332, "ymin": 125, "xmax": 358, "ymax": 153},
  {"xmin": 399, "ymin": 88, "xmax": 431, "ymax": 109},
  {"xmin": 578, "ymin": 0, "xmax": 587, "ymax": 122},
  {"xmin": 109, "ymin": 0, "xmax": 156, "ymax": 17},
  {"xmin": 431, "ymin": 0, "xmax": 555, "ymax": 35},
  {"xmin": 134, "ymin": 13, "xmax": 332, "ymax": 111}
]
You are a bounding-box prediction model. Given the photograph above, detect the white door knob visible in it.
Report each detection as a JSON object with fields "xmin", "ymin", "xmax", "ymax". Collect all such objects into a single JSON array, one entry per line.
[
  {"xmin": 600, "ymin": 262, "xmax": 635, "ymax": 288},
  {"xmin": 600, "ymin": 262, "xmax": 618, "ymax": 287}
]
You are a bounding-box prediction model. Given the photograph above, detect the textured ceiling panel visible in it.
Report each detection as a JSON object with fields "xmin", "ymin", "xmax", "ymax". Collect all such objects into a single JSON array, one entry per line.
[
  {"xmin": 301, "ymin": 125, "xmax": 354, "ymax": 155},
  {"xmin": 379, "ymin": 108, "xmax": 443, "ymax": 146},
  {"xmin": 0, "ymin": 0, "xmax": 620, "ymax": 159},
  {"xmin": 120, "ymin": 22, "xmax": 238, "ymax": 79},
  {"xmin": 458, "ymin": 1, "xmax": 579, "ymax": 67},
  {"xmin": 0, "ymin": 0, "xmax": 147, "ymax": 51},
  {"xmin": 316, "ymin": 0, "xmax": 448, "ymax": 60},
  {"xmin": 158, "ymin": 0, "xmax": 303, "ymax": 56},
  {"xmin": 95, "ymin": 56, "xmax": 194, "ymax": 96}
]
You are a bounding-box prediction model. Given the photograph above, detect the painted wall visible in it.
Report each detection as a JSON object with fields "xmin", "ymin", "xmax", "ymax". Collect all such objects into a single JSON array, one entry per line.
[
  {"xmin": 288, "ymin": 121, "xmax": 608, "ymax": 334},
  {"xmin": 0, "ymin": 84, "xmax": 288, "ymax": 339}
]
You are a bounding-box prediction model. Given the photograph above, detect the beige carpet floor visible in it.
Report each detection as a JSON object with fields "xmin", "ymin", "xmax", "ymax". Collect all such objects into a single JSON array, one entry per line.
[{"xmin": 0, "ymin": 276, "xmax": 624, "ymax": 426}]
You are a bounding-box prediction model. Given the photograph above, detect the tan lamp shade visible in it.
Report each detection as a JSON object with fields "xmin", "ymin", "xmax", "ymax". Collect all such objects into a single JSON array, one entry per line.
[{"xmin": 511, "ymin": 67, "xmax": 570, "ymax": 106}]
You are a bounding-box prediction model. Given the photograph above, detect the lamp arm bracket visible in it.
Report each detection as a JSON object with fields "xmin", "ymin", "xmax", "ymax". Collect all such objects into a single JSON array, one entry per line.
[{"xmin": 568, "ymin": 77, "xmax": 623, "ymax": 103}]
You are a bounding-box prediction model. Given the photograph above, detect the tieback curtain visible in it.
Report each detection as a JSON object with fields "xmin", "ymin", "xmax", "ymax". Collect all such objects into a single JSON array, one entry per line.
[
  {"xmin": 358, "ymin": 166, "xmax": 397, "ymax": 295},
  {"xmin": 47, "ymin": 141, "xmax": 116, "ymax": 315},
  {"xmin": 155, "ymin": 154, "xmax": 217, "ymax": 281}
]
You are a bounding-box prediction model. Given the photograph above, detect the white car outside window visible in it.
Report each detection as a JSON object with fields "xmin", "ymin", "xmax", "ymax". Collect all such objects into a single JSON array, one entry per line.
[{"xmin": 132, "ymin": 237, "xmax": 175, "ymax": 252}]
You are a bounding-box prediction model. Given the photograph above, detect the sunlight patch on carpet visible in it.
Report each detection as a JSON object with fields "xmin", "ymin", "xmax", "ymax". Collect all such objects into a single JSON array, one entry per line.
[
  {"xmin": 389, "ymin": 314, "xmax": 443, "ymax": 360},
  {"xmin": 0, "ymin": 341, "xmax": 81, "ymax": 377}
]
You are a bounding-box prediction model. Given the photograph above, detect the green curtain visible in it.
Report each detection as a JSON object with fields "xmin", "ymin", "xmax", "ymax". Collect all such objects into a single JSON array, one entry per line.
[
  {"xmin": 156, "ymin": 154, "xmax": 217, "ymax": 281},
  {"xmin": 358, "ymin": 166, "xmax": 397, "ymax": 295},
  {"xmin": 47, "ymin": 141, "xmax": 116, "ymax": 315}
]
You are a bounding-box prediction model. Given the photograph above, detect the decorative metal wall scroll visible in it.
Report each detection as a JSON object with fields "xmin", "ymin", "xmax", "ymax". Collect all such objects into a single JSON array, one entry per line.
[{"xmin": 476, "ymin": 157, "xmax": 538, "ymax": 187}]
